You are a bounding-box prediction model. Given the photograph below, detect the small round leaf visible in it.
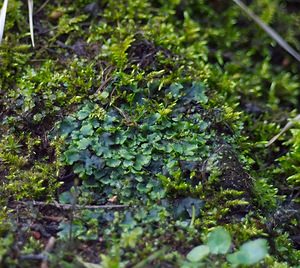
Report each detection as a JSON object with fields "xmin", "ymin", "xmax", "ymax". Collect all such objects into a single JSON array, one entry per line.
[
  {"xmin": 187, "ymin": 245, "xmax": 210, "ymax": 262},
  {"xmin": 227, "ymin": 239, "xmax": 268, "ymax": 266},
  {"xmin": 207, "ymin": 227, "xmax": 231, "ymax": 254}
]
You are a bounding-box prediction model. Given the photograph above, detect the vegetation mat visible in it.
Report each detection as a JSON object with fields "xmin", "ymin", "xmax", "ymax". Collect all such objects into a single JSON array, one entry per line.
[{"xmin": 0, "ymin": 0, "xmax": 300, "ymax": 267}]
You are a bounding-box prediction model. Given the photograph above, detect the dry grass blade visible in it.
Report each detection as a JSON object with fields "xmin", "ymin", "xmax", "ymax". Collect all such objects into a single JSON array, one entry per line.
[
  {"xmin": 28, "ymin": 0, "xmax": 34, "ymax": 46},
  {"xmin": 0, "ymin": 0, "xmax": 9, "ymax": 44},
  {"xmin": 233, "ymin": 0, "xmax": 300, "ymax": 62},
  {"xmin": 266, "ymin": 114, "xmax": 300, "ymax": 147}
]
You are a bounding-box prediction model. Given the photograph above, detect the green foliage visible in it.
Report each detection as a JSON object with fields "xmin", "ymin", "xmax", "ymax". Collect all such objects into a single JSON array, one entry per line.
[
  {"xmin": 253, "ymin": 178, "xmax": 278, "ymax": 210},
  {"xmin": 227, "ymin": 239, "xmax": 269, "ymax": 266},
  {"xmin": 186, "ymin": 245, "xmax": 210, "ymax": 262},
  {"xmin": 5, "ymin": 58, "xmax": 97, "ymax": 126},
  {"xmin": 273, "ymin": 233, "xmax": 300, "ymax": 264},
  {"xmin": 0, "ymin": 213, "xmax": 16, "ymax": 267},
  {"xmin": 0, "ymin": 134, "xmax": 61, "ymax": 200},
  {"xmin": 186, "ymin": 227, "xmax": 268, "ymax": 266},
  {"xmin": 0, "ymin": 233, "xmax": 14, "ymax": 265},
  {"xmin": 54, "ymin": 82, "xmax": 225, "ymax": 204},
  {"xmin": 277, "ymin": 125, "xmax": 300, "ymax": 193},
  {"xmin": 0, "ymin": 0, "xmax": 300, "ymax": 267},
  {"xmin": 207, "ymin": 227, "xmax": 231, "ymax": 254}
]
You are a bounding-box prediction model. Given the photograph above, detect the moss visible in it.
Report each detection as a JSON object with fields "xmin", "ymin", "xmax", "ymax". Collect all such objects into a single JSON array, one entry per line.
[{"xmin": 0, "ymin": 0, "xmax": 300, "ymax": 266}]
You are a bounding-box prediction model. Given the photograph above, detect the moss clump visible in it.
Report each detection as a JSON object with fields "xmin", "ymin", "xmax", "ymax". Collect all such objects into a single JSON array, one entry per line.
[{"xmin": 0, "ymin": 0, "xmax": 300, "ymax": 267}]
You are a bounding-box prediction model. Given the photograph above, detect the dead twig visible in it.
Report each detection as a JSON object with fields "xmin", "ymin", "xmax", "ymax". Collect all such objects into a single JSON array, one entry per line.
[
  {"xmin": 20, "ymin": 254, "xmax": 45, "ymax": 261},
  {"xmin": 96, "ymin": 65, "xmax": 114, "ymax": 93},
  {"xmin": 42, "ymin": 215, "xmax": 65, "ymax": 222},
  {"xmin": 233, "ymin": 0, "xmax": 300, "ymax": 62},
  {"xmin": 28, "ymin": 0, "xmax": 35, "ymax": 47},
  {"xmin": 20, "ymin": 237, "xmax": 56, "ymax": 268},
  {"xmin": 266, "ymin": 114, "xmax": 300, "ymax": 146},
  {"xmin": 0, "ymin": 0, "xmax": 8, "ymax": 44},
  {"xmin": 35, "ymin": 0, "xmax": 51, "ymax": 15},
  {"xmin": 41, "ymin": 236, "xmax": 56, "ymax": 268},
  {"xmin": 12, "ymin": 201, "xmax": 129, "ymax": 210}
]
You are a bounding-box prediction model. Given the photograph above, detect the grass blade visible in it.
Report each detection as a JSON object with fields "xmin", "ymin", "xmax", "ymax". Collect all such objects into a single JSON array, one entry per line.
[
  {"xmin": 233, "ymin": 0, "xmax": 300, "ymax": 62},
  {"xmin": 0, "ymin": 0, "xmax": 9, "ymax": 44},
  {"xmin": 266, "ymin": 114, "xmax": 300, "ymax": 146},
  {"xmin": 28, "ymin": 0, "xmax": 34, "ymax": 46}
]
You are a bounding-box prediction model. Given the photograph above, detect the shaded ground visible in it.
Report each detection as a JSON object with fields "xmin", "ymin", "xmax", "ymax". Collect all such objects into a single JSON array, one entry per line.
[{"xmin": 0, "ymin": 0, "xmax": 300, "ymax": 267}]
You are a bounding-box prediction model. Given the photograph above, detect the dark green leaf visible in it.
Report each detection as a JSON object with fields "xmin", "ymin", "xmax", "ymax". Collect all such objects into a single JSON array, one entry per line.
[
  {"xmin": 167, "ymin": 83, "xmax": 183, "ymax": 98},
  {"xmin": 175, "ymin": 197, "xmax": 204, "ymax": 218},
  {"xmin": 58, "ymin": 116, "xmax": 78, "ymax": 137},
  {"xmin": 80, "ymin": 124, "xmax": 94, "ymax": 136},
  {"xmin": 106, "ymin": 159, "xmax": 121, "ymax": 168},
  {"xmin": 64, "ymin": 149, "xmax": 81, "ymax": 164},
  {"xmin": 77, "ymin": 138, "xmax": 91, "ymax": 150},
  {"xmin": 184, "ymin": 82, "xmax": 208, "ymax": 104}
]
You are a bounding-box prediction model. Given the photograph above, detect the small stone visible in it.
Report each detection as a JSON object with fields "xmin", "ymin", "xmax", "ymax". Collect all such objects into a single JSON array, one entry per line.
[
  {"xmin": 49, "ymin": 10, "xmax": 64, "ymax": 21},
  {"xmin": 32, "ymin": 231, "xmax": 41, "ymax": 240}
]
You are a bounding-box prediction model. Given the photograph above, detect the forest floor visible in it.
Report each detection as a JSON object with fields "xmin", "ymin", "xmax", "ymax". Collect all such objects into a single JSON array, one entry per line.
[{"xmin": 0, "ymin": 0, "xmax": 300, "ymax": 267}]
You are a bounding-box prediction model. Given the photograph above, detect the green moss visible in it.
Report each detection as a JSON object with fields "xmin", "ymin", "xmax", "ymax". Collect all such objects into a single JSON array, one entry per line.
[
  {"xmin": 0, "ymin": 134, "xmax": 61, "ymax": 200},
  {"xmin": 277, "ymin": 125, "xmax": 300, "ymax": 194},
  {"xmin": 0, "ymin": 0, "xmax": 300, "ymax": 266}
]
